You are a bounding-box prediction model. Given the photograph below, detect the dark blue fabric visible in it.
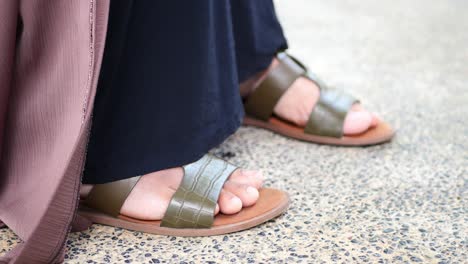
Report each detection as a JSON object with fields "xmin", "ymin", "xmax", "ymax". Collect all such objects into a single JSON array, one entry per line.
[
  {"xmin": 83, "ymin": 0, "xmax": 287, "ymax": 184},
  {"xmin": 231, "ymin": 0, "xmax": 288, "ymax": 82}
]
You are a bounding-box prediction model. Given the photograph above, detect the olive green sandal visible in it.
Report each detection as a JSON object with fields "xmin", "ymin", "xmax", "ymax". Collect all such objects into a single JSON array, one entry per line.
[
  {"xmin": 78, "ymin": 155, "xmax": 289, "ymax": 236},
  {"xmin": 243, "ymin": 52, "xmax": 395, "ymax": 146}
]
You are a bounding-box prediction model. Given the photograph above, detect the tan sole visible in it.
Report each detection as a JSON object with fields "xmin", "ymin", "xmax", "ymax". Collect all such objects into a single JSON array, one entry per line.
[
  {"xmin": 79, "ymin": 188, "xmax": 289, "ymax": 236},
  {"xmin": 244, "ymin": 116, "xmax": 395, "ymax": 146}
]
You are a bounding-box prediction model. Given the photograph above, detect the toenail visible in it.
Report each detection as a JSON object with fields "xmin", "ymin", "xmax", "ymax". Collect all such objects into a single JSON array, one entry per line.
[
  {"xmin": 246, "ymin": 186, "xmax": 259, "ymax": 196},
  {"xmin": 230, "ymin": 196, "xmax": 242, "ymax": 207}
]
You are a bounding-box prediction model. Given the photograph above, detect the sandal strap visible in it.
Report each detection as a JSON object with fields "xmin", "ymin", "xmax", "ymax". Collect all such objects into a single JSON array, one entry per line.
[
  {"xmin": 246, "ymin": 51, "xmax": 359, "ymax": 138},
  {"xmin": 289, "ymin": 54, "xmax": 359, "ymax": 138},
  {"xmin": 244, "ymin": 52, "xmax": 306, "ymax": 121},
  {"xmin": 85, "ymin": 176, "xmax": 141, "ymax": 217},
  {"xmin": 161, "ymin": 155, "xmax": 237, "ymax": 228},
  {"xmin": 304, "ymin": 86, "xmax": 357, "ymax": 138}
]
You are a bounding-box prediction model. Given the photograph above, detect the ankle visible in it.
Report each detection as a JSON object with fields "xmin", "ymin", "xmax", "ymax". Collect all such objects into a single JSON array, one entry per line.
[{"xmin": 239, "ymin": 58, "xmax": 279, "ymax": 98}]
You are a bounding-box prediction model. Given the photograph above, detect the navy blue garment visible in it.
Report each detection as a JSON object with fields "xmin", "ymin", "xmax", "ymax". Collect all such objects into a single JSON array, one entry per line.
[
  {"xmin": 83, "ymin": 0, "xmax": 287, "ymax": 184},
  {"xmin": 231, "ymin": 0, "xmax": 288, "ymax": 82}
]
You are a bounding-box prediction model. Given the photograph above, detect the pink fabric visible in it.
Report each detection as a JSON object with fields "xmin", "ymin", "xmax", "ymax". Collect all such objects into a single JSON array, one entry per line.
[{"xmin": 0, "ymin": 1, "xmax": 109, "ymax": 263}]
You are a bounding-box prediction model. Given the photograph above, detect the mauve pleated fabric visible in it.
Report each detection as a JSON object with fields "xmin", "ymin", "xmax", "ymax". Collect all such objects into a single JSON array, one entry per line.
[{"xmin": 0, "ymin": 1, "xmax": 109, "ymax": 263}]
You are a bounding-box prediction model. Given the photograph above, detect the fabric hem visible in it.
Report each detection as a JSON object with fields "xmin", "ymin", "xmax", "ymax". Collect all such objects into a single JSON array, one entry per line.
[{"xmin": 83, "ymin": 113, "xmax": 243, "ymax": 184}]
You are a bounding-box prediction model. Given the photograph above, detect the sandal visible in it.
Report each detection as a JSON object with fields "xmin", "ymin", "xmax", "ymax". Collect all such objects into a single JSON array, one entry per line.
[
  {"xmin": 243, "ymin": 52, "xmax": 395, "ymax": 146},
  {"xmin": 79, "ymin": 155, "xmax": 289, "ymax": 236}
]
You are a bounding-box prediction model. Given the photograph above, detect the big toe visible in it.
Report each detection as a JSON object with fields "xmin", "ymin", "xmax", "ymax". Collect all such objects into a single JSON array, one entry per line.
[
  {"xmin": 218, "ymin": 189, "xmax": 243, "ymax": 215},
  {"xmin": 343, "ymin": 110, "xmax": 373, "ymax": 135},
  {"xmin": 351, "ymin": 104, "xmax": 380, "ymax": 128},
  {"xmin": 223, "ymin": 181, "xmax": 260, "ymax": 207}
]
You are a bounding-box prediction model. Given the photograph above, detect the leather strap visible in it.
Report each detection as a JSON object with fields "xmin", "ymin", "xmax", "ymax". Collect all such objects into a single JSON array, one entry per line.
[
  {"xmin": 85, "ymin": 176, "xmax": 141, "ymax": 217},
  {"xmin": 161, "ymin": 155, "xmax": 237, "ymax": 228},
  {"xmin": 304, "ymin": 87, "xmax": 357, "ymax": 138},
  {"xmin": 244, "ymin": 52, "xmax": 305, "ymax": 121},
  {"xmin": 246, "ymin": 51, "xmax": 359, "ymax": 138}
]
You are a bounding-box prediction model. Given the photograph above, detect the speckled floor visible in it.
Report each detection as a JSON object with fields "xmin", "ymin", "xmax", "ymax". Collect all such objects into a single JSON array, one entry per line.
[{"xmin": 1, "ymin": 0, "xmax": 467, "ymax": 263}]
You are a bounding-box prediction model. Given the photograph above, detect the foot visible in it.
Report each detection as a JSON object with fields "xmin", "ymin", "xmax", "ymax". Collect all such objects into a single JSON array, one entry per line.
[
  {"xmin": 241, "ymin": 58, "xmax": 380, "ymax": 135},
  {"xmin": 81, "ymin": 167, "xmax": 263, "ymax": 220}
]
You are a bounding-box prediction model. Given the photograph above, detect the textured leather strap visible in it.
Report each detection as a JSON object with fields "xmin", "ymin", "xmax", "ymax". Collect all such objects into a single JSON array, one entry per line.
[
  {"xmin": 161, "ymin": 155, "xmax": 237, "ymax": 228},
  {"xmin": 85, "ymin": 176, "xmax": 141, "ymax": 217},
  {"xmin": 244, "ymin": 52, "xmax": 305, "ymax": 121}
]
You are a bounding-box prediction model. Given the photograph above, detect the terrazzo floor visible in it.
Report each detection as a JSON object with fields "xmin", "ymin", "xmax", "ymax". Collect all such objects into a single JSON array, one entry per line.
[{"xmin": 1, "ymin": 0, "xmax": 467, "ymax": 263}]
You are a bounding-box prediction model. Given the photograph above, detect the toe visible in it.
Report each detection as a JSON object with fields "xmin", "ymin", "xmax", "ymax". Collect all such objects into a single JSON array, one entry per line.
[
  {"xmin": 228, "ymin": 169, "xmax": 263, "ymax": 189},
  {"xmin": 343, "ymin": 110, "xmax": 373, "ymax": 135},
  {"xmin": 370, "ymin": 112, "xmax": 381, "ymax": 127},
  {"xmin": 214, "ymin": 204, "xmax": 220, "ymax": 215},
  {"xmin": 350, "ymin": 104, "xmax": 380, "ymax": 128},
  {"xmin": 223, "ymin": 181, "xmax": 260, "ymax": 207},
  {"xmin": 218, "ymin": 189, "xmax": 243, "ymax": 215}
]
